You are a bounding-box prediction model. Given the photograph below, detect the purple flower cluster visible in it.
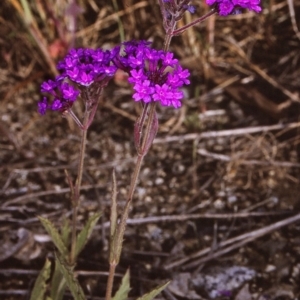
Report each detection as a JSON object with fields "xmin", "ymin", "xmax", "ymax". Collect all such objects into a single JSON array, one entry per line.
[
  {"xmin": 38, "ymin": 80, "xmax": 80, "ymax": 115},
  {"xmin": 39, "ymin": 41, "xmax": 190, "ymax": 115},
  {"xmin": 206, "ymin": 0, "xmax": 261, "ymax": 16},
  {"xmin": 113, "ymin": 41, "xmax": 190, "ymax": 108},
  {"xmin": 57, "ymin": 48, "xmax": 117, "ymax": 86},
  {"xmin": 38, "ymin": 48, "xmax": 117, "ymax": 115}
]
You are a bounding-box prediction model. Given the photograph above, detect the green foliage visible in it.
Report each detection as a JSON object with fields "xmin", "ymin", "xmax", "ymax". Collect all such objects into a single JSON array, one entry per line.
[
  {"xmin": 50, "ymin": 262, "xmax": 67, "ymax": 300},
  {"xmin": 75, "ymin": 212, "xmax": 101, "ymax": 257},
  {"xmin": 112, "ymin": 269, "xmax": 131, "ymax": 300},
  {"xmin": 136, "ymin": 281, "xmax": 170, "ymax": 300},
  {"xmin": 111, "ymin": 270, "xmax": 169, "ymax": 300},
  {"xmin": 61, "ymin": 218, "xmax": 71, "ymax": 248},
  {"xmin": 38, "ymin": 216, "xmax": 68, "ymax": 257},
  {"xmin": 30, "ymin": 259, "xmax": 51, "ymax": 300},
  {"xmin": 55, "ymin": 253, "xmax": 86, "ymax": 300}
]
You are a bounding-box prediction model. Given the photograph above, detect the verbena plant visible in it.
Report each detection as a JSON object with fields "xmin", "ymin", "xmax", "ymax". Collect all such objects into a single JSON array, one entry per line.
[{"xmin": 31, "ymin": 1, "xmax": 262, "ymax": 299}]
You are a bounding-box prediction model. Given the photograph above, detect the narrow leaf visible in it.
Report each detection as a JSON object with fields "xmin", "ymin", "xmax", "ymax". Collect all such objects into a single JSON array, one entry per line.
[
  {"xmin": 141, "ymin": 109, "xmax": 158, "ymax": 156},
  {"xmin": 75, "ymin": 212, "xmax": 101, "ymax": 257},
  {"xmin": 39, "ymin": 216, "xmax": 68, "ymax": 257},
  {"xmin": 50, "ymin": 261, "xmax": 67, "ymax": 300},
  {"xmin": 55, "ymin": 253, "xmax": 86, "ymax": 300},
  {"xmin": 61, "ymin": 218, "xmax": 71, "ymax": 248},
  {"xmin": 38, "ymin": 217, "xmax": 68, "ymax": 256},
  {"xmin": 30, "ymin": 259, "xmax": 51, "ymax": 300},
  {"xmin": 134, "ymin": 105, "xmax": 149, "ymax": 152},
  {"xmin": 136, "ymin": 281, "xmax": 170, "ymax": 300},
  {"xmin": 110, "ymin": 170, "xmax": 118, "ymax": 239},
  {"xmin": 112, "ymin": 269, "xmax": 130, "ymax": 300}
]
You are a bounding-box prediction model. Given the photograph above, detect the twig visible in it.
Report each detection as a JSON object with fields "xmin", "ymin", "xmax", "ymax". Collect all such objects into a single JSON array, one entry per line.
[
  {"xmin": 153, "ymin": 122, "xmax": 300, "ymax": 144},
  {"xmin": 1, "ymin": 183, "xmax": 107, "ymax": 207},
  {"xmin": 225, "ymin": 36, "xmax": 300, "ymax": 103},
  {"xmin": 287, "ymin": 0, "xmax": 300, "ymax": 40},
  {"xmin": 164, "ymin": 212, "xmax": 300, "ymax": 270},
  {"xmin": 197, "ymin": 148, "xmax": 300, "ymax": 168},
  {"xmin": 95, "ymin": 210, "xmax": 290, "ymax": 230},
  {"xmin": 76, "ymin": 1, "xmax": 149, "ymax": 38}
]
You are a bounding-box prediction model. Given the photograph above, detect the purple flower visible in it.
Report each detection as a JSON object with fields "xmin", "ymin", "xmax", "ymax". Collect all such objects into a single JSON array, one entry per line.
[
  {"xmin": 51, "ymin": 99, "xmax": 63, "ymax": 111},
  {"xmin": 206, "ymin": 0, "xmax": 262, "ymax": 15},
  {"xmin": 128, "ymin": 69, "xmax": 147, "ymax": 84},
  {"xmin": 61, "ymin": 83, "xmax": 80, "ymax": 101},
  {"xmin": 38, "ymin": 97, "xmax": 48, "ymax": 115},
  {"xmin": 162, "ymin": 52, "xmax": 178, "ymax": 67},
  {"xmin": 57, "ymin": 48, "xmax": 116, "ymax": 86},
  {"xmin": 133, "ymin": 80, "xmax": 155, "ymax": 103},
  {"xmin": 113, "ymin": 41, "xmax": 190, "ymax": 108},
  {"xmin": 41, "ymin": 80, "xmax": 57, "ymax": 93},
  {"xmin": 38, "ymin": 79, "xmax": 79, "ymax": 115},
  {"xmin": 39, "ymin": 47, "xmax": 117, "ymax": 115},
  {"xmin": 153, "ymin": 84, "xmax": 173, "ymax": 103}
]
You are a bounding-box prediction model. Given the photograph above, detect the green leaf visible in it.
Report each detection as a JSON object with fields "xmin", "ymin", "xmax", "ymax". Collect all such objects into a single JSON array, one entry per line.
[
  {"xmin": 55, "ymin": 253, "xmax": 86, "ymax": 300},
  {"xmin": 61, "ymin": 218, "xmax": 71, "ymax": 248},
  {"xmin": 136, "ymin": 281, "xmax": 170, "ymax": 300},
  {"xmin": 112, "ymin": 269, "xmax": 130, "ymax": 300},
  {"xmin": 75, "ymin": 212, "xmax": 101, "ymax": 257},
  {"xmin": 38, "ymin": 216, "xmax": 68, "ymax": 257},
  {"xmin": 30, "ymin": 259, "xmax": 51, "ymax": 300},
  {"xmin": 50, "ymin": 260, "xmax": 66, "ymax": 300}
]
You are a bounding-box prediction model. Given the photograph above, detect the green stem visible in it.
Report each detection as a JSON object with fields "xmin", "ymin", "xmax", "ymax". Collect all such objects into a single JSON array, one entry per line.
[
  {"xmin": 105, "ymin": 103, "xmax": 157, "ymax": 300},
  {"xmin": 116, "ymin": 102, "xmax": 157, "ymax": 254},
  {"xmin": 69, "ymin": 111, "xmax": 89, "ymax": 265},
  {"xmin": 105, "ymin": 31, "xmax": 174, "ymax": 299}
]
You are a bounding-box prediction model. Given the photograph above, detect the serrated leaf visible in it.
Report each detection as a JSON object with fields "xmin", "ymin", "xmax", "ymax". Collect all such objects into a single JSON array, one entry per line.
[
  {"xmin": 38, "ymin": 217, "xmax": 68, "ymax": 257},
  {"xmin": 136, "ymin": 281, "xmax": 170, "ymax": 300},
  {"xmin": 30, "ymin": 259, "xmax": 51, "ymax": 300},
  {"xmin": 55, "ymin": 253, "xmax": 86, "ymax": 300},
  {"xmin": 75, "ymin": 212, "xmax": 101, "ymax": 257},
  {"xmin": 50, "ymin": 261, "xmax": 66, "ymax": 300},
  {"xmin": 112, "ymin": 269, "xmax": 130, "ymax": 300}
]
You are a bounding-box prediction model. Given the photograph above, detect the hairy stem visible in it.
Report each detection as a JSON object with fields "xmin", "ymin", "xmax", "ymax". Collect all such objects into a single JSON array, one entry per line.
[
  {"xmin": 117, "ymin": 102, "xmax": 157, "ymax": 252},
  {"xmin": 105, "ymin": 263, "xmax": 116, "ymax": 300},
  {"xmin": 172, "ymin": 9, "xmax": 217, "ymax": 36},
  {"xmin": 163, "ymin": 21, "xmax": 177, "ymax": 51},
  {"xmin": 69, "ymin": 111, "xmax": 89, "ymax": 265},
  {"xmin": 105, "ymin": 31, "xmax": 173, "ymax": 299},
  {"xmin": 105, "ymin": 103, "xmax": 157, "ymax": 300}
]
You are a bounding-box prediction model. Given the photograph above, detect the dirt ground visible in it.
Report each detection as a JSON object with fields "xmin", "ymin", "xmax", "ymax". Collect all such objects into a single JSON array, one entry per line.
[{"xmin": 1, "ymin": 0, "xmax": 300, "ymax": 299}]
